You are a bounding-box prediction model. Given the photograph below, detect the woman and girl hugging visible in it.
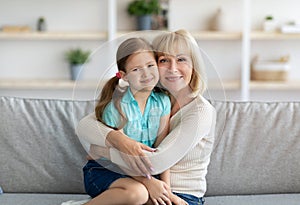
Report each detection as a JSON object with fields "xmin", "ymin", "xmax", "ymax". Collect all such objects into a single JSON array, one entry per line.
[{"xmin": 76, "ymin": 29, "xmax": 216, "ymax": 205}]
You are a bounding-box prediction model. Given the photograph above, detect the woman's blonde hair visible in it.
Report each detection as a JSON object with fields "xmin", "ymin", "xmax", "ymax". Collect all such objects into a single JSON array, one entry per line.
[
  {"xmin": 152, "ymin": 29, "xmax": 207, "ymax": 96},
  {"xmin": 95, "ymin": 37, "xmax": 154, "ymax": 129}
]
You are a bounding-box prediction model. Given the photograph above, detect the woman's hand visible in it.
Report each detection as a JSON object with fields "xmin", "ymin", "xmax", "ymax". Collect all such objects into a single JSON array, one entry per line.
[
  {"xmin": 139, "ymin": 177, "xmax": 172, "ymax": 205},
  {"xmin": 169, "ymin": 193, "xmax": 188, "ymax": 205},
  {"xmin": 107, "ymin": 130, "xmax": 156, "ymax": 177}
]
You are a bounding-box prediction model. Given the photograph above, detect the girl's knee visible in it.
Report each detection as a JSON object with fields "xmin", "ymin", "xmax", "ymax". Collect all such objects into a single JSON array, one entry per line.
[{"xmin": 126, "ymin": 183, "xmax": 149, "ymax": 205}]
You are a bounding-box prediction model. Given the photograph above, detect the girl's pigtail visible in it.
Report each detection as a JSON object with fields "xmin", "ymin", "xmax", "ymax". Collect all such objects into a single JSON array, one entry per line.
[{"xmin": 95, "ymin": 76, "xmax": 127, "ymax": 129}]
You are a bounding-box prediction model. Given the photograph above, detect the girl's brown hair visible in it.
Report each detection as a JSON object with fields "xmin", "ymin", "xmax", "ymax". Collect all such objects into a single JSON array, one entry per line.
[{"xmin": 95, "ymin": 37, "xmax": 154, "ymax": 129}]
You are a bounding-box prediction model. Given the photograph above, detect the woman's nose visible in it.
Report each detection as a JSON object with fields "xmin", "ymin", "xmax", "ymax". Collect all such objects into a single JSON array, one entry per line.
[{"xmin": 168, "ymin": 59, "xmax": 178, "ymax": 72}]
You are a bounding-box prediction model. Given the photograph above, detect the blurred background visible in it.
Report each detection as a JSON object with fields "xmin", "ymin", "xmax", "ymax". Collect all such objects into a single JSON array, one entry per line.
[{"xmin": 1, "ymin": 0, "xmax": 300, "ymax": 101}]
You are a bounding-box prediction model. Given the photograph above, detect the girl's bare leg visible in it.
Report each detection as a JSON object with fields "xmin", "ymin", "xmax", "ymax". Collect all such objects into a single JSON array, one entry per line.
[{"xmin": 84, "ymin": 178, "xmax": 148, "ymax": 205}]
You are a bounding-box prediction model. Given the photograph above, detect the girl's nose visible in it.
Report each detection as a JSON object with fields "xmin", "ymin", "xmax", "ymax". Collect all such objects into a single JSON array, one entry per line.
[{"xmin": 141, "ymin": 68, "xmax": 149, "ymax": 77}]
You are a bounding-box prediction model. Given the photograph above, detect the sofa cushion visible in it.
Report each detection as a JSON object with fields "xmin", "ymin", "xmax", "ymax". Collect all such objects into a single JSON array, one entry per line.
[
  {"xmin": 0, "ymin": 193, "xmax": 89, "ymax": 205},
  {"xmin": 205, "ymin": 193, "xmax": 300, "ymax": 205},
  {"xmin": 0, "ymin": 97, "xmax": 94, "ymax": 193},
  {"xmin": 206, "ymin": 101, "xmax": 300, "ymax": 196},
  {"xmin": 1, "ymin": 193, "xmax": 299, "ymax": 205},
  {"xmin": 1, "ymin": 97, "xmax": 300, "ymax": 197}
]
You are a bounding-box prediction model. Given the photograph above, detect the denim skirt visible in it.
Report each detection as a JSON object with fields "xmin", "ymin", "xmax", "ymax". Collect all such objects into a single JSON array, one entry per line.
[{"xmin": 83, "ymin": 159, "xmax": 128, "ymax": 198}]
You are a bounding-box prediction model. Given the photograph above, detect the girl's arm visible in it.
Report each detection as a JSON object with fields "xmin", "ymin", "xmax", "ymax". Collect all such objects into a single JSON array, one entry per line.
[{"xmin": 154, "ymin": 114, "xmax": 170, "ymax": 147}]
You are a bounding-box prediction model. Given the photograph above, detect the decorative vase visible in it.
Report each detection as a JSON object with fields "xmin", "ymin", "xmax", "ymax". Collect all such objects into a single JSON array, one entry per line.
[
  {"xmin": 70, "ymin": 64, "xmax": 82, "ymax": 81},
  {"xmin": 210, "ymin": 8, "xmax": 225, "ymax": 31},
  {"xmin": 37, "ymin": 17, "xmax": 46, "ymax": 32},
  {"xmin": 263, "ymin": 19, "xmax": 277, "ymax": 32},
  {"xmin": 137, "ymin": 15, "xmax": 152, "ymax": 30}
]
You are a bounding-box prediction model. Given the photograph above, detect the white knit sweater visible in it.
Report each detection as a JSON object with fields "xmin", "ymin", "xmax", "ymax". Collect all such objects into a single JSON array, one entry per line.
[
  {"xmin": 157, "ymin": 95, "xmax": 215, "ymax": 197},
  {"xmin": 76, "ymin": 95, "xmax": 216, "ymax": 197}
]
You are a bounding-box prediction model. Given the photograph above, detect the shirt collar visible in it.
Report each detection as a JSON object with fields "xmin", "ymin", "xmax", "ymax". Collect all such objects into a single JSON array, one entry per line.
[{"xmin": 122, "ymin": 87, "xmax": 158, "ymax": 104}]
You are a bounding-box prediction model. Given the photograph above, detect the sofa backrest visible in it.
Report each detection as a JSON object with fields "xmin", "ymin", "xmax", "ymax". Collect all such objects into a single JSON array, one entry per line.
[
  {"xmin": 0, "ymin": 97, "xmax": 299, "ymax": 195},
  {"xmin": 206, "ymin": 101, "xmax": 300, "ymax": 196},
  {"xmin": 0, "ymin": 96, "xmax": 94, "ymax": 194}
]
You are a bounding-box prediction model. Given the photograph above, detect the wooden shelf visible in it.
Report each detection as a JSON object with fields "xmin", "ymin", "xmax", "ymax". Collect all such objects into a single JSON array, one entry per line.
[
  {"xmin": 250, "ymin": 80, "xmax": 300, "ymax": 90},
  {"xmin": 0, "ymin": 31, "xmax": 107, "ymax": 40},
  {"xmin": 191, "ymin": 31, "xmax": 242, "ymax": 40},
  {"xmin": 3, "ymin": 31, "xmax": 299, "ymax": 41},
  {"xmin": 251, "ymin": 31, "xmax": 300, "ymax": 40},
  {"xmin": 0, "ymin": 79, "xmax": 241, "ymax": 91},
  {"xmin": 208, "ymin": 80, "xmax": 240, "ymax": 90},
  {"xmin": 0, "ymin": 79, "xmax": 98, "ymax": 90},
  {"xmin": 116, "ymin": 30, "xmax": 242, "ymax": 40}
]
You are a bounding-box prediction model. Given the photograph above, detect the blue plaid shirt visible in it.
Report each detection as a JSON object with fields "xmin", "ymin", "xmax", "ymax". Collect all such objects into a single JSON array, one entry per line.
[{"xmin": 102, "ymin": 88, "xmax": 171, "ymax": 147}]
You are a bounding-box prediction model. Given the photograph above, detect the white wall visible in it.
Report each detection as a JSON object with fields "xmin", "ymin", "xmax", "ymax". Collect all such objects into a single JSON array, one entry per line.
[
  {"xmin": 1, "ymin": 0, "xmax": 300, "ymax": 101},
  {"xmin": 0, "ymin": 0, "xmax": 107, "ymax": 79}
]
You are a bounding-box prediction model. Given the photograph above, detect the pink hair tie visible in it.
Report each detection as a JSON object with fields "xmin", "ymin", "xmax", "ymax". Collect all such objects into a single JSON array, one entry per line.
[{"xmin": 116, "ymin": 72, "xmax": 121, "ymax": 79}]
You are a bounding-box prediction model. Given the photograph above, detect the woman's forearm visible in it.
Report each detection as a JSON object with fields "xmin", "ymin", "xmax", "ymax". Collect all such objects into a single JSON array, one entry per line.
[
  {"xmin": 77, "ymin": 112, "xmax": 154, "ymax": 176},
  {"xmin": 76, "ymin": 113, "xmax": 112, "ymax": 146},
  {"xmin": 77, "ymin": 99, "xmax": 216, "ymax": 176},
  {"xmin": 110, "ymin": 100, "xmax": 216, "ymax": 175}
]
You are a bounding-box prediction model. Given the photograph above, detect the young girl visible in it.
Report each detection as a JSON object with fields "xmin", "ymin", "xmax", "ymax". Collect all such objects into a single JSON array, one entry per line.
[{"xmin": 83, "ymin": 38, "xmax": 171, "ymax": 205}]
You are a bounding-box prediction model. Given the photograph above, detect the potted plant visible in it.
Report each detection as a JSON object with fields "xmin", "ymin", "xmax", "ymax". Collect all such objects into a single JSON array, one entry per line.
[
  {"xmin": 127, "ymin": 0, "xmax": 161, "ymax": 30},
  {"xmin": 263, "ymin": 15, "xmax": 277, "ymax": 32},
  {"xmin": 37, "ymin": 16, "xmax": 47, "ymax": 32},
  {"xmin": 65, "ymin": 48, "xmax": 91, "ymax": 80}
]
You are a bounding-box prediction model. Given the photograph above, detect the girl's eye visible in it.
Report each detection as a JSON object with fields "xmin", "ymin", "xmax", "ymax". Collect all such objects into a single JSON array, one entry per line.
[
  {"xmin": 148, "ymin": 64, "xmax": 156, "ymax": 68},
  {"xmin": 131, "ymin": 68, "xmax": 139, "ymax": 72}
]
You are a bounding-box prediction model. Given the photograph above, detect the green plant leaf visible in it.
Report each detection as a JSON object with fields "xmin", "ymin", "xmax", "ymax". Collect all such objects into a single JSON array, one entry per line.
[
  {"xmin": 127, "ymin": 0, "xmax": 161, "ymax": 16},
  {"xmin": 65, "ymin": 48, "xmax": 91, "ymax": 65}
]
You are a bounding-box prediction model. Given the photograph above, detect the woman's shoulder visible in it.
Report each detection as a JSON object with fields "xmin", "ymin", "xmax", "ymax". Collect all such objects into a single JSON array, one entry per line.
[
  {"xmin": 181, "ymin": 95, "xmax": 216, "ymax": 121},
  {"xmin": 191, "ymin": 95, "xmax": 215, "ymax": 111}
]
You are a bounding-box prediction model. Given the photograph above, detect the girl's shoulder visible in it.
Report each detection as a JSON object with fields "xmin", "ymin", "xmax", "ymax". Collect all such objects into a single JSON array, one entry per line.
[
  {"xmin": 151, "ymin": 91, "xmax": 171, "ymax": 112},
  {"xmin": 152, "ymin": 91, "xmax": 171, "ymax": 104}
]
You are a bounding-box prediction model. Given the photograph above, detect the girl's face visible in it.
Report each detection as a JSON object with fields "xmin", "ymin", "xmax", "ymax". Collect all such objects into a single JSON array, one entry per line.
[
  {"xmin": 122, "ymin": 51, "xmax": 159, "ymax": 93},
  {"xmin": 157, "ymin": 52, "xmax": 193, "ymax": 94}
]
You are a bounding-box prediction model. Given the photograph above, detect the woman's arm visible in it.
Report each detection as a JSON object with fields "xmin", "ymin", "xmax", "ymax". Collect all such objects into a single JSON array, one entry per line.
[
  {"xmin": 110, "ymin": 98, "xmax": 216, "ymax": 175},
  {"xmin": 76, "ymin": 112, "xmax": 155, "ymax": 176},
  {"xmin": 77, "ymin": 98, "xmax": 216, "ymax": 175},
  {"xmin": 76, "ymin": 113, "xmax": 111, "ymax": 146}
]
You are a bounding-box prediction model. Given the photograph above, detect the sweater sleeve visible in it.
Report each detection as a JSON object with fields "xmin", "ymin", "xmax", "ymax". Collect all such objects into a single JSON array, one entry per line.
[
  {"xmin": 75, "ymin": 112, "xmax": 112, "ymax": 146},
  {"xmin": 110, "ymin": 97, "xmax": 216, "ymax": 175}
]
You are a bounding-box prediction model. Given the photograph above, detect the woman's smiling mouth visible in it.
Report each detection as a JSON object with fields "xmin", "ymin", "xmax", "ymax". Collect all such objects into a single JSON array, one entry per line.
[{"xmin": 165, "ymin": 76, "xmax": 183, "ymax": 82}]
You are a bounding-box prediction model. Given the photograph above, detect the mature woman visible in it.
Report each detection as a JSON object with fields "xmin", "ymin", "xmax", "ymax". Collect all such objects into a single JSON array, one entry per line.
[{"xmin": 76, "ymin": 29, "xmax": 216, "ymax": 205}]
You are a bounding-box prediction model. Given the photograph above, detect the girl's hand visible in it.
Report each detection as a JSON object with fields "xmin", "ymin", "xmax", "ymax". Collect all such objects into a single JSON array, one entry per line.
[
  {"xmin": 142, "ymin": 177, "xmax": 172, "ymax": 205},
  {"xmin": 107, "ymin": 130, "xmax": 156, "ymax": 177}
]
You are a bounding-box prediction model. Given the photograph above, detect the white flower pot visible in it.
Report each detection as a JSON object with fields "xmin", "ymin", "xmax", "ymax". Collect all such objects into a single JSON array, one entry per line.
[{"xmin": 263, "ymin": 20, "xmax": 277, "ymax": 32}]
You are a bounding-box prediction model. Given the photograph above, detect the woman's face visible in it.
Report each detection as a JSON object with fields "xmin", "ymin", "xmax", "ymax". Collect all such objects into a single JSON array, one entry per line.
[{"xmin": 157, "ymin": 52, "xmax": 193, "ymax": 94}]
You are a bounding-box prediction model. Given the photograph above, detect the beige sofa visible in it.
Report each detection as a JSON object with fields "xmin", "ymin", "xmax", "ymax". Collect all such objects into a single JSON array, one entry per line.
[{"xmin": 0, "ymin": 96, "xmax": 299, "ymax": 205}]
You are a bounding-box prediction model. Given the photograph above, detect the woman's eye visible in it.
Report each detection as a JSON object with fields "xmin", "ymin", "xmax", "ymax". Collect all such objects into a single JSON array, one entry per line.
[
  {"xmin": 159, "ymin": 58, "xmax": 167, "ymax": 63},
  {"xmin": 148, "ymin": 64, "xmax": 155, "ymax": 68},
  {"xmin": 178, "ymin": 57, "xmax": 186, "ymax": 62},
  {"xmin": 132, "ymin": 68, "xmax": 139, "ymax": 72}
]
